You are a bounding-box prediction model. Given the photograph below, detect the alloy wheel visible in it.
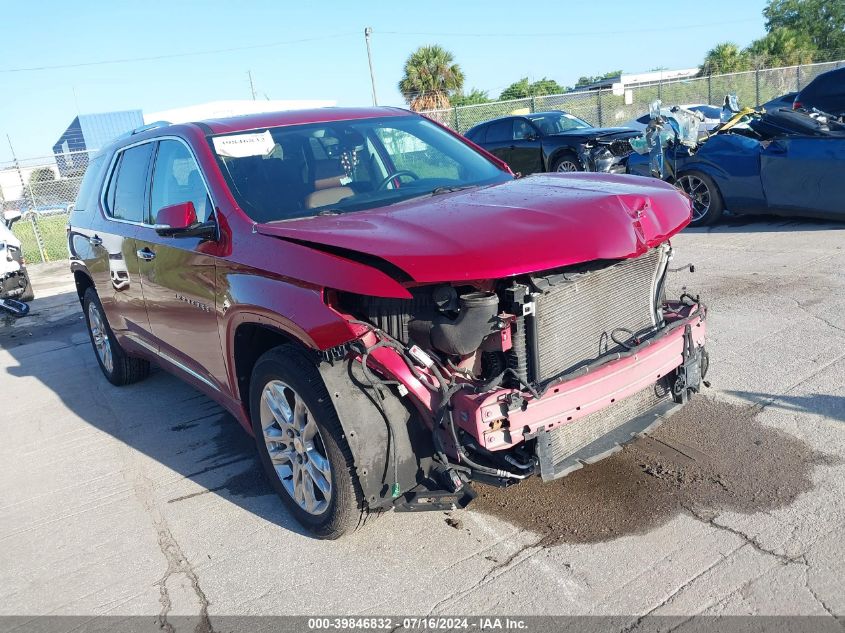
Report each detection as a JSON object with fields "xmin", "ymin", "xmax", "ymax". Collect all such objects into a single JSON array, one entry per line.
[
  {"xmin": 556, "ymin": 160, "xmax": 580, "ymax": 172},
  {"xmin": 677, "ymin": 175, "xmax": 711, "ymax": 222},
  {"xmin": 259, "ymin": 380, "xmax": 332, "ymax": 515},
  {"xmin": 87, "ymin": 302, "xmax": 113, "ymax": 374}
]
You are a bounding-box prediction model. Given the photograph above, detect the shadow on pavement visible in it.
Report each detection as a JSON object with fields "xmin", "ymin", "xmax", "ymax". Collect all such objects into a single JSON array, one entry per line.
[
  {"xmin": 1, "ymin": 291, "xmax": 309, "ymax": 537},
  {"xmin": 725, "ymin": 390, "xmax": 845, "ymax": 423},
  {"xmin": 684, "ymin": 214, "xmax": 845, "ymax": 235}
]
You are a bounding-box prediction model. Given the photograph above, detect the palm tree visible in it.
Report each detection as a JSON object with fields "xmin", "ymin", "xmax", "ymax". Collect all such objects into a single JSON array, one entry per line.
[
  {"xmin": 699, "ymin": 42, "xmax": 751, "ymax": 76},
  {"xmin": 398, "ymin": 45, "xmax": 465, "ymax": 111}
]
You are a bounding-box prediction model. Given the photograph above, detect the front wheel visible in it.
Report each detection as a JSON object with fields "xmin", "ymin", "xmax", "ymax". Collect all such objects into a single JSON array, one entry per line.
[
  {"xmin": 249, "ymin": 346, "xmax": 369, "ymax": 539},
  {"xmin": 676, "ymin": 171, "xmax": 724, "ymax": 226},
  {"xmin": 551, "ymin": 154, "xmax": 582, "ymax": 173}
]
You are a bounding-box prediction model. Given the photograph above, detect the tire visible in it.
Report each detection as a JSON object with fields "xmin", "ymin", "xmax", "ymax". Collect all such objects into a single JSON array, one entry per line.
[
  {"xmin": 249, "ymin": 345, "xmax": 368, "ymax": 539},
  {"xmin": 551, "ymin": 153, "xmax": 583, "ymax": 173},
  {"xmin": 676, "ymin": 171, "xmax": 724, "ymax": 227},
  {"xmin": 18, "ymin": 270, "xmax": 34, "ymax": 302},
  {"xmin": 82, "ymin": 287, "xmax": 150, "ymax": 386}
]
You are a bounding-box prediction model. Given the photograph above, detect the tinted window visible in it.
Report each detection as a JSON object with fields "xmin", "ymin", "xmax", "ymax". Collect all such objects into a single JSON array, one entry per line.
[
  {"xmin": 512, "ymin": 119, "xmax": 536, "ymax": 140},
  {"xmin": 107, "ymin": 144, "xmax": 154, "ymax": 223},
  {"xmin": 485, "ymin": 120, "xmax": 512, "ymax": 143},
  {"xmin": 465, "ymin": 126, "xmax": 484, "ymax": 143},
  {"xmin": 151, "ymin": 140, "xmax": 212, "ymax": 223}
]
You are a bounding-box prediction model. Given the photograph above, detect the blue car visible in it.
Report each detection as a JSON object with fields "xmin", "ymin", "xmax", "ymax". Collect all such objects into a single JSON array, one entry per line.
[{"xmin": 627, "ymin": 108, "xmax": 845, "ymax": 226}]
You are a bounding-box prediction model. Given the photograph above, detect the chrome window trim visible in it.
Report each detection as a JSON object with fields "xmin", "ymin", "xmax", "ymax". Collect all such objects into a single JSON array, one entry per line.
[{"xmin": 98, "ymin": 135, "xmax": 217, "ymax": 228}]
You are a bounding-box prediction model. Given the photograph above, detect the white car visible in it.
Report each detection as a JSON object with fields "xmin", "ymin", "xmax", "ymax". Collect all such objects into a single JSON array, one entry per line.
[
  {"xmin": 623, "ymin": 104, "xmax": 722, "ymax": 135},
  {"xmin": 1, "ymin": 210, "xmax": 34, "ymax": 306}
]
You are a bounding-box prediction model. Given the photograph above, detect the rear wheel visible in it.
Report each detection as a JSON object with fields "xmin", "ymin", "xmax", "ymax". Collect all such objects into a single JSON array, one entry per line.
[
  {"xmin": 677, "ymin": 171, "xmax": 724, "ymax": 226},
  {"xmin": 83, "ymin": 287, "xmax": 150, "ymax": 386},
  {"xmin": 18, "ymin": 270, "xmax": 34, "ymax": 302},
  {"xmin": 249, "ymin": 346, "xmax": 368, "ymax": 539}
]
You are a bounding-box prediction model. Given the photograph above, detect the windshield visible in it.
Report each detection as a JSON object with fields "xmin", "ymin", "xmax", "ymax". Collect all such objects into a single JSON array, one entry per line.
[
  {"xmin": 210, "ymin": 115, "xmax": 511, "ymax": 223},
  {"xmin": 527, "ymin": 112, "xmax": 591, "ymax": 135}
]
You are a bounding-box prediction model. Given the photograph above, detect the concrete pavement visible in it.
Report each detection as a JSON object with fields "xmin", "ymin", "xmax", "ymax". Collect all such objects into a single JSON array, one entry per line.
[{"xmin": 1, "ymin": 217, "xmax": 843, "ymax": 627}]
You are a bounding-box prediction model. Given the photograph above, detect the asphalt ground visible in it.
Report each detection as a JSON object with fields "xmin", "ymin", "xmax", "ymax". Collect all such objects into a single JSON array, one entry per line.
[{"xmin": 1, "ymin": 216, "xmax": 843, "ymax": 630}]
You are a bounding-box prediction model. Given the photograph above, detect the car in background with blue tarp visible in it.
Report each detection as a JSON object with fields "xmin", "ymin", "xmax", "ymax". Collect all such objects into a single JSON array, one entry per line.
[{"xmin": 627, "ymin": 106, "xmax": 845, "ymax": 226}]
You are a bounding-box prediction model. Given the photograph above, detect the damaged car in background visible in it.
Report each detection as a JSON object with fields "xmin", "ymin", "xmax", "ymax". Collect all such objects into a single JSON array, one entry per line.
[
  {"xmin": 464, "ymin": 111, "xmax": 639, "ymax": 175},
  {"xmin": 68, "ymin": 107, "xmax": 708, "ymax": 538},
  {"xmin": 627, "ymin": 99, "xmax": 845, "ymax": 226}
]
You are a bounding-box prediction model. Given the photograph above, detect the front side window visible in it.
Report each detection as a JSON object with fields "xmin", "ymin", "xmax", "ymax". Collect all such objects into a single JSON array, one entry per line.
[
  {"xmin": 151, "ymin": 140, "xmax": 212, "ymax": 222},
  {"xmin": 512, "ymin": 119, "xmax": 536, "ymax": 140},
  {"xmin": 105, "ymin": 143, "xmax": 154, "ymax": 223},
  {"xmin": 210, "ymin": 115, "xmax": 510, "ymax": 223}
]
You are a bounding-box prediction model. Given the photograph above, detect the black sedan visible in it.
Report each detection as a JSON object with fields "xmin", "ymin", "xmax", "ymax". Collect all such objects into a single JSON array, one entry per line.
[{"xmin": 464, "ymin": 111, "xmax": 639, "ymax": 175}]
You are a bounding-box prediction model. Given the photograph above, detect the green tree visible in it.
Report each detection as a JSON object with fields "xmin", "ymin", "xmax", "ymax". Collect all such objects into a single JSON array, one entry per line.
[
  {"xmin": 764, "ymin": 0, "xmax": 845, "ymax": 55},
  {"xmin": 699, "ymin": 42, "xmax": 751, "ymax": 75},
  {"xmin": 451, "ymin": 88, "xmax": 491, "ymax": 107},
  {"xmin": 574, "ymin": 70, "xmax": 622, "ymax": 88},
  {"xmin": 746, "ymin": 27, "xmax": 817, "ymax": 67},
  {"xmin": 398, "ymin": 45, "xmax": 465, "ymax": 111},
  {"xmin": 499, "ymin": 77, "xmax": 567, "ymax": 100}
]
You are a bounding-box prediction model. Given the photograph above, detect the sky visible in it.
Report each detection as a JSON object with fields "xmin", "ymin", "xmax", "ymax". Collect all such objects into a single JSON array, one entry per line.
[{"xmin": 0, "ymin": 0, "xmax": 770, "ymax": 163}]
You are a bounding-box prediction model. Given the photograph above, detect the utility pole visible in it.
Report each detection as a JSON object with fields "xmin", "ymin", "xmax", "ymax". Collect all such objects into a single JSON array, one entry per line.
[
  {"xmin": 248, "ymin": 70, "xmax": 257, "ymax": 100},
  {"xmin": 364, "ymin": 27, "xmax": 378, "ymax": 106}
]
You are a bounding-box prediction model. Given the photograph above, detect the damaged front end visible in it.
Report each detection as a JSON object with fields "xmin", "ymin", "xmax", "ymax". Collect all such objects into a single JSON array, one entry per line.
[
  {"xmin": 579, "ymin": 137, "xmax": 638, "ymax": 174},
  {"xmin": 325, "ymin": 242, "xmax": 708, "ymax": 511}
]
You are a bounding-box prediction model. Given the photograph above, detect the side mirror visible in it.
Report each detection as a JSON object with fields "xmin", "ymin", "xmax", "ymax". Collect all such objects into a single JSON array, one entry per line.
[
  {"xmin": 154, "ymin": 202, "xmax": 216, "ymax": 240},
  {"xmin": 3, "ymin": 210, "xmax": 22, "ymax": 227}
]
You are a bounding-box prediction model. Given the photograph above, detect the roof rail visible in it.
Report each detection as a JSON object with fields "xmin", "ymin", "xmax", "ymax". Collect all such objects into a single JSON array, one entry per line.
[{"xmin": 131, "ymin": 120, "xmax": 171, "ymax": 135}]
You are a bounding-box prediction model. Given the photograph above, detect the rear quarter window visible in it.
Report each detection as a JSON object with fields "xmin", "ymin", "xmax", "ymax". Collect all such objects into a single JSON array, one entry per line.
[{"xmin": 73, "ymin": 154, "xmax": 106, "ymax": 213}]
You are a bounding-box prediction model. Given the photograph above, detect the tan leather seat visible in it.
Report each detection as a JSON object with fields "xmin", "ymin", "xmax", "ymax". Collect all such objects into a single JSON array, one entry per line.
[{"xmin": 305, "ymin": 186, "xmax": 354, "ymax": 209}]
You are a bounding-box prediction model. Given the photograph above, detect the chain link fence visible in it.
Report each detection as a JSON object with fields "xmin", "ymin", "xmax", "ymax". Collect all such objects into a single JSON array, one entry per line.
[
  {"xmin": 423, "ymin": 59, "xmax": 845, "ymax": 134},
  {"xmin": 0, "ymin": 150, "xmax": 95, "ymax": 264}
]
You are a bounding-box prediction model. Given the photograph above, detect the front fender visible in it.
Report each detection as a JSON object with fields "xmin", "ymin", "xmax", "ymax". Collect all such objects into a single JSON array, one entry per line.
[{"xmin": 318, "ymin": 358, "xmax": 434, "ymax": 509}]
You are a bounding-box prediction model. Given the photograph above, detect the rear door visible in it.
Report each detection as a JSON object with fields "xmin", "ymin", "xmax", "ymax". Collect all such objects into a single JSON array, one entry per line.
[
  {"xmin": 72, "ymin": 143, "xmax": 156, "ymax": 350},
  {"xmin": 482, "ymin": 119, "xmax": 517, "ymax": 167},
  {"xmin": 133, "ymin": 138, "xmax": 227, "ymax": 390},
  {"xmin": 760, "ymin": 136, "xmax": 845, "ymax": 218},
  {"xmin": 508, "ymin": 118, "xmax": 543, "ymax": 175}
]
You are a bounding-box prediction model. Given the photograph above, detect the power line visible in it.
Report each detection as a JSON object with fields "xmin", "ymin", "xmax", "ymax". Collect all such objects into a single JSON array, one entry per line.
[
  {"xmin": 379, "ymin": 18, "xmax": 761, "ymax": 39},
  {"xmin": 0, "ymin": 33, "xmax": 359, "ymax": 74}
]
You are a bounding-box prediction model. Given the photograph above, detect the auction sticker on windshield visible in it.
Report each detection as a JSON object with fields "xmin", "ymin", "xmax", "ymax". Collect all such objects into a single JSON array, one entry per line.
[{"xmin": 213, "ymin": 130, "xmax": 275, "ymax": 158}]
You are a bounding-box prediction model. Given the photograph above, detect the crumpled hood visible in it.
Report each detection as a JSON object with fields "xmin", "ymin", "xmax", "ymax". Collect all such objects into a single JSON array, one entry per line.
[
  {"xmin": 256, "ymin": 173, "xmax": 692, "ymax": 283},
  {"xmin": 553, "ymin": 127, "xmax": 640, "ymax": 140}
]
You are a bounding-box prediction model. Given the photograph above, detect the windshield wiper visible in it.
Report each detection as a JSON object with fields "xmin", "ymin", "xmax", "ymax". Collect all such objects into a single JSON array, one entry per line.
[
  {"xmin": 430, "ymin": 185, "xmax": 478, "ymax": 196},
  {"xmin": 316, "ymin": 209, "xmax": 342, "ymax": 216}
]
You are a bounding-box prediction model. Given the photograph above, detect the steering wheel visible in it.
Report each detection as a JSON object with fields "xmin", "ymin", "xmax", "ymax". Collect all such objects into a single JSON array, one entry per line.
[{"xmin": 376, "ymin": 170, "xmax": 420, "ymax": 191}]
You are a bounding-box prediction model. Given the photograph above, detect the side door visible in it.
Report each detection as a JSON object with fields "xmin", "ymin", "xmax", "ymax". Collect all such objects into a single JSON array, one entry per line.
[
  {"xmin": 133, "ymin": 138, "xmax": 228, "ymax": 391},
  {"xmin": 760, "ymin": 136, "xmax": 845, "ymax": 217},
  {"xmin": 74, "ymin": 143, "xmax": 156, "ymax": 351},
  {"xmin": 508, "ymin": 118, "xmax": 544, "ymax": 175},
  {"xmin": 482, "ymin": 119, "xmax": 517, "ymax": 167}
]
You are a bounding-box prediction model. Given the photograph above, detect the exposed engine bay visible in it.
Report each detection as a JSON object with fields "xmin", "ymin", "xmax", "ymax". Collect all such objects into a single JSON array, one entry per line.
[{"xmin": 330, "ymin": 242, "xmax": 708, "ymax": 510}]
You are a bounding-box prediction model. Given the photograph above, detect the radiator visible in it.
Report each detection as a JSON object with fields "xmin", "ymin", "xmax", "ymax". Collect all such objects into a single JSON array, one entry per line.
[{"xmin": 529, "ymin": 245, "xmax": 668, "ymax": 383}]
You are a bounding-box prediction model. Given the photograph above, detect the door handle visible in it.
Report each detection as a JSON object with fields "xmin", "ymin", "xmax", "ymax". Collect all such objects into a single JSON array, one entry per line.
[
  {"xmin": 136, "ymin": 248, "xmax": 156, "ymax": 261},
  {"xmin": 88, "ymin": 235, "xmax": 102, "ymax": 247}
]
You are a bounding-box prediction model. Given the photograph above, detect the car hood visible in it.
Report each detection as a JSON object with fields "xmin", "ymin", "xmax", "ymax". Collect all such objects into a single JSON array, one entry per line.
[
  {"xmin": 551, "ymin": 127, "xmax": 639, "ymax": 140},
  {"xmin": 256, "ymin": 173, "xmax": 691, "ymax": 284}
]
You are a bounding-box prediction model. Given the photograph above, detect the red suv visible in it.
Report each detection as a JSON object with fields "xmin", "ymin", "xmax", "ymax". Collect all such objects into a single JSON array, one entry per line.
[{"xmin": 68, "ymin": 107, "xmax": 708, "ymax": 538}]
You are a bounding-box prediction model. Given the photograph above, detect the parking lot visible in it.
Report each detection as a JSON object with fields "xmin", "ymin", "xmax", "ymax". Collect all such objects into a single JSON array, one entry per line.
[{"xmin": 1, "ymin": 217, "xmax": 844, "ymax": 626}]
